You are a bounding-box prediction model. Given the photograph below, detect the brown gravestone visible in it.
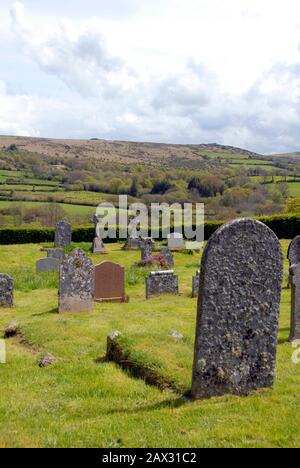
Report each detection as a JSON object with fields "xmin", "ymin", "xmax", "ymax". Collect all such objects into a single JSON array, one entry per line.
[
  {"xmin": 191, "ymin": 218, "xmax": 283, "ymax": 399},
  {"xmin": 94, "ymin": 261, "xmax": 128, "ymax": 303}
]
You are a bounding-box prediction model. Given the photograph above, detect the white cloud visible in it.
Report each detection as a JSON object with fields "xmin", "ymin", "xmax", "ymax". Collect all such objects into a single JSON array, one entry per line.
[{"xmin": 2, "ymin": 1, "xmax": 300, "ymax": 153}]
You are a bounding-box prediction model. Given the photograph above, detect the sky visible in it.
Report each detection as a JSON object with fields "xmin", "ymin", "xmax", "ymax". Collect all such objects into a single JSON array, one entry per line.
[{"xmin": 1, "ymin": 1, "xmax": 300, "ymax": 153}]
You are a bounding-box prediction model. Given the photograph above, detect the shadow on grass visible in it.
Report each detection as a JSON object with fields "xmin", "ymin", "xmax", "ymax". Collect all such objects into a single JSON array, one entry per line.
[
  {"xmin": 103, "ymin": 396, "xmax": 189, "ymax": 415},
  {"xmin": 32, "ymin": 307, "xmax": 58, "ymax": 316}
]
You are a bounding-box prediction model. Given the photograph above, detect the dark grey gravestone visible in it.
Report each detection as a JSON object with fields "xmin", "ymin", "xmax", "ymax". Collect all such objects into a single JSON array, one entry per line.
[
  {"xmin": 58, "ymin": 248, "xmax": 95, "ymax": 313},
  {"xmin": 0, "ymin": 273, "xmax": 13, "ymax": 307},
  {"xmin": 160, "ymin": 247, "xmax": 174, "ymax": 268},
  {"xmin": 146, "ymin": 270, "xmax": 179, "ymax": 298},
  {"xmin": 54, "ymin": 220, "xmax": 72, "ymax": 247},
  {"xmin": 289, "ymin": 263, "xmax": 300, "ymax": 341},
  {"xmin": 287, "ymin": 236, "xmax": 300, "ymax": 288},
  {"xmin": 141, "ymin": 239, "xmax": 155, "ymax": 262},
  {"xmin": 36, "ymin": 257, "xmax": 60, "ymax": 272},
  {"xmin": 192, "ymin": 270, "xmax": 200, "ymax": 298},
  {"xmin": 288, "ymin": 236, "xmax": 300, "ymax": 265},
  {"xmin": 191, "ymin": 218, "xmax": 283, "ymax": 399}
]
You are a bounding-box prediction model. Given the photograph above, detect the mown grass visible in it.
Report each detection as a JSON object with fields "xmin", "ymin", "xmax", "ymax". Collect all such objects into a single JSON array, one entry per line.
[{"xmin": 0, "ymin": 240, "xmax": 299, "ymax": 448}]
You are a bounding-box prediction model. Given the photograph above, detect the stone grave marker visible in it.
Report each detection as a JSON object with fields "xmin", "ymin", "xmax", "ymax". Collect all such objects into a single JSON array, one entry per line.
[
  {"xmin": 287, "ymin": 236, "xmax": 300, "ymax": 288},
  {"xmin": 289, "ymin": 263, "xmax": 300, "ymax": 341},
  {"xmin": 191, "ymin": 218, "xmax": 283, "ymax": 399},
  {"xmin": 0, "ymin": 274, "xmax": 13, "ymax": 307},
  {"xmin": 167, "ymin": 232, "xmax": 185, "ymax": 250},
  {"xmin": 54, "ymin": 220, "xmax": 72, "ymax": 247},
  {"xmin": 36, "ymin": 257, "xmax": 60, "ymax": 273},
  {"xmin": 91, "ymin": 214, "xmax": 107, "ymax": 254},
  {"xmin": 160, "ymin": 247, "xmax": 174, "ymax": 268},
  {"xmin": 58, "ymin": 248, "xmax": 94, "ymax": 313},
  {"xmin": 94, "ymin": 261, "xmax": 128, "ymax": 303},
  {"xmin": 42, "ymin": 248, "xmax": 66, "ymax": 261},
  {"xmin": 146, "ymin": 270, "xmax": 179, "ymax": 299},
  {"xmin": 192, "ymin": 270, "xmax": 200, "ymax": 298},
  {"xmin": 141, "ymin": 239, "xmax": 155, "ymax": 262}
]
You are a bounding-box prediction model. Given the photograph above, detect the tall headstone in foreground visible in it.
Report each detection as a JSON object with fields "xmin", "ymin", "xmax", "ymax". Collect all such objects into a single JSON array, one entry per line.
[
  {"xmin": 191, "ymin": 218, "xmax": 283, "ymax": 399},
  {"xmin": 54, "ymin": 220, "xmax": 72, "ymax": 247},
  {"xmin": 94, "ymin": 261, "xmax": 128, "ymax": 303},
  {"xmin": 289, "ymin": 263, "xmax": 300, "ymax": 341},
  {"xmin": 58, "ymin": 248, "xmax": 94, "ymax": 313},
  {"xmin": 0, "ymin": 274, "xmax": 13, "ymax": 308}
]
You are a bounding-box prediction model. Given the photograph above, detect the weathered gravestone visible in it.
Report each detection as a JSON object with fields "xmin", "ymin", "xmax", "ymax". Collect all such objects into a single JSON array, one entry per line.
[
  {"xmin": 167, "ymin": 232, "xmax": 185, "ymax": 250},
  {"xmin": 141, "ymin": 239, "xmax": 155, "ymax": 262},
  {"xmin": 0, "ymin": 274, "xmax": 13, "ymax": 307},
  {"xmin": 160, "ymin": 247, "xmax": 174, "ymax": 267},
  {"xmin": 54, "ymin": 220, "xmax": 72, "ymax": 247},
  {"xmin": 58, "ymin": 248, "xmax": 94, "ymax": 313},
  {"xmin": 123, "ymin": 236, "xmax": 143, "ymax": 250},
  {"xmin": 42, "ymin": 248, "xmax": 66, "ymax": 261},
  {"xmin": 288, "ymin": 236, "xmax": 300, "ymax": 265},
  {"xmin": 146, "ymin": 270, "xmax": 179, "ymax": 299},
  {"xmin": 192, "ymin": 270, "xmax": 200, "ymax": 298},
  {"xmin": 91, "ymin": 215, "xmax": 107, "ymax": 254},
  {"xmin": 287, "ymin": 236, "xmax": 300, "ymax": 288},
  {"xmin": 289, "ymin": 263, "xmax": 300, "ymax": 341},
  {"xmin": 36, "ymin": 257, "xmax": 60, "ymax": 273},
  {"xmin": 94, "ymin": 261, "xmax": 128, "ymax": 303},
  {"xmin": 191, "ymin": 218, "xmax": 283, "ymax": 399}
]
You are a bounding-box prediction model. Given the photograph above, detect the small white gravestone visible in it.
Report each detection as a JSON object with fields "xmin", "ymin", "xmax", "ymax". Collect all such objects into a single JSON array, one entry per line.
[{"xmin": 0, "ymin": 340, "xmax": 6, "ymax": 364}]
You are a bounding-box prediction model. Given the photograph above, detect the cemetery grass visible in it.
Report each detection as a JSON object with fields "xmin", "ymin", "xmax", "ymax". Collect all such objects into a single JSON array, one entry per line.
[{"xmin": 0, "ymin": 241, "xmax": 299, "ymax": 448}]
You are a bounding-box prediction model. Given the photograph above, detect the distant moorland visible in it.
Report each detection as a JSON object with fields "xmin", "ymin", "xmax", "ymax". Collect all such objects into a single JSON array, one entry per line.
[{"xmin": 0, "ymin": 135, "xmax": 299, "ymax": 228}]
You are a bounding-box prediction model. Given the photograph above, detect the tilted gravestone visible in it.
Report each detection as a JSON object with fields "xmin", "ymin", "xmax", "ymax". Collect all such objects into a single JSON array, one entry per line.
[
  {"xmin": 58, "ymin": 248, "xmax": 95, "ymax": 313},
  {"xmin": 146, "ymin": 270, "xmax": 179, "ymax": 299},
  {"xmin": 0, "ymin": 273, "xmax": 13, "ymax": 307},
  {"xmin": 289, "ymin": 263, "xmax": 300, "ymax": 341},
  {"xmin": 191, "ymin": 218, "xmax": 283, "ymax": 399},
  {"xmin": 160, "ymin": 247, "xmax": 174, "ymax": 268},
  {"xmin": 54, "ymin": 220, "xmax": 72, "ymax": 247},
  {"xmin": 94, "ymin": 261, "xmax": 128, "ymax": 303},
  {"xmin": 192, "ymin": 270, "xmax": 200, "ymax": 298},
  {"xmin": 36, "ymin": 257, "xmax": 60, "ymax": 273},
  {"xmin": 167, "ymin": 232, "xmax": 185, "ymax": 250}
]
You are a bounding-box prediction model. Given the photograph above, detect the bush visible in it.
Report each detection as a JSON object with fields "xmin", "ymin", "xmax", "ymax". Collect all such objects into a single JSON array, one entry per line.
[{"xmin": 0, "ymin": 214, "xmax": 299, "ymax": 244}]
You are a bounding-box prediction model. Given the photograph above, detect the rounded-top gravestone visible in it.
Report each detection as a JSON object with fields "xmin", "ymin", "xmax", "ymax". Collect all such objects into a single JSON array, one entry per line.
[
  {"xmin": 288, "ymin": 236, "xmax": 300, "ymax": 265},
  {"xmin": 0, "ymin": 273, "xmax": 14, "ymax": 307},
  {"xmin": 54, "ymin": 220, "xmax": 72, "ymax": 247},
  {"xmin": 191, "ymin": 218, "xmax": 283, "ymax": 399}
]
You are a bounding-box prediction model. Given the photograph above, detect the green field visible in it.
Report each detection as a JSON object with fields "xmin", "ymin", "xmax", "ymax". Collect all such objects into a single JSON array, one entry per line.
[{"xmin": 0, "ymin": 240, "xmax": 298, "ymax": 448}]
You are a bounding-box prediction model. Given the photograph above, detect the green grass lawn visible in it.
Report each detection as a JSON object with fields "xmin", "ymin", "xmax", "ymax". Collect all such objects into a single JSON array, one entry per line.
[{"xmin": 0, "ymin": 240, "xmax": 298, "ymax": 448}]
